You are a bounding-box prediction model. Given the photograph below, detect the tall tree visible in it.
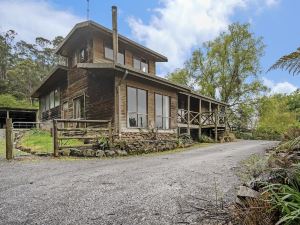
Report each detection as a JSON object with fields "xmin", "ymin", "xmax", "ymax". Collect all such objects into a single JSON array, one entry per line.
[
  {"xmin": 268, "ymin": 47, "xmax": 300, "ymax": 75},
  {"xmin": 168, "ymin": 23, "xmax": 267, "ymax": 129},
  {"xmin": 0, "ymin": 30, "xmax": 16, "ymax": 80}
]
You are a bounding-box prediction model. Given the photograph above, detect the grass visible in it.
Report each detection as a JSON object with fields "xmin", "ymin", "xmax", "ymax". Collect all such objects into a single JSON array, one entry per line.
[
  {"xmin": 20, "ymin": 129, "xmax": 82, "ymax": 154},
  {"xmin": 0, "ymin": 138, "xmax": 5, "ymax": 157}
]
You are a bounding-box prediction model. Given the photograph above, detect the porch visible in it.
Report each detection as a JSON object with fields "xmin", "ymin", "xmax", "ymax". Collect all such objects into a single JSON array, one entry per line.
[{"xmin": 177, "ymin": 92, "xmax": 227, "ymax": 141}]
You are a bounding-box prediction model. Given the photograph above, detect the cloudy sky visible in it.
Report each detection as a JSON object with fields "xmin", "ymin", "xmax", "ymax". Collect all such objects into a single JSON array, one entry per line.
[{"xmin": 0, "ymin": 0, "xmax": 299, "ymax": 94}]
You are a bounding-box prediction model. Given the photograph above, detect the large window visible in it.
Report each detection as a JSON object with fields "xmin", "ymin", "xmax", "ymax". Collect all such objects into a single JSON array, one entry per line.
[
  {"xmin": 117, "ymin": 52, "xmax": 125, "ymax": 65},
  {"xmin": 79, "ymin": 47, "xmax": 88, "ymax": 63},
  {"xmin": 127, "ymin": 87, "xmax": 147, "ymax": 128},
  {"xmin": 54, "ymin": 89, "xmax": 60, "ymax": 107},
  {"xmin": 73, "ymin": 95, "xmax": 85, "ymax": 119},
  {"xmin": 133, "ymin": 57, "xmax": 141, "ymax": 70},
  {"xmin": 155, "ymin": 94, "xmax": 170, "ymax": 129}
]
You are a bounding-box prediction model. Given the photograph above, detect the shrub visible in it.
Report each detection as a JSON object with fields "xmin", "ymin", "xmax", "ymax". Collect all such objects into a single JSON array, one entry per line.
[
  {"xmin": 199, "ymin": 134, "xmax": 214, "ymax": 143},
  {"xmin": 237, "ymin": 154, "xmax": 270, "ymax": 184},
  {"xmin": 264, "ymin": 166, "xmax": 300, "ymax": 225}
]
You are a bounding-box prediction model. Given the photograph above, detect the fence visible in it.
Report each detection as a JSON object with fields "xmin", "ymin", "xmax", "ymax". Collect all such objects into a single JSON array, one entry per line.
[{"xmin": 53, "ymin": 119, "xmax": 112, "ymax": 157}]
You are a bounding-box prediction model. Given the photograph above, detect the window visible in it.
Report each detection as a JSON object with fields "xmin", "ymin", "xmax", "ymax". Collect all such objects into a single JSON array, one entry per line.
[
  {"xmin": 117, "ymin": 52, "xmax": 125, "ymax": 65},
  {"xmin": 104, "ymin": 46, "xmax": 113, "ymax": 60},
  {"xmin": 40, "ymin": 97, "xmax": 46, "ymax": 112},
  {"xmin": 79, "ymin": 48, "xmax": 87, "ymax": 63},
  {"xmin": 49, "ymin": 91, "xmax": 55, "ymax": 109},
  {"xmin": 45, "ymin": 95, "xmax": 50, "ymax": 111},
  {"xmin": 54, "ymin": 89, "xmax": 60, "ymax": 107},
  {"xmin": 127, "ymin": 87, "xmax": 147, "ymax": 128},
  {"xmin": 62, "ymin": 102, "xmax": 68, "ymax": 119},
  {"xmin": 133, "ymin": 57, "xmax": 141, "ymax": 70},
  {"xmin": 73, "ymin": 95, "xmax": 85, "ymax": 119},
  {"xmin": 155, "ymin": 94, "xmax": 170, "ymax": 129},
  {"xmin": 141, "ymin": 59, "xmax": 148, "ymax": 73}
]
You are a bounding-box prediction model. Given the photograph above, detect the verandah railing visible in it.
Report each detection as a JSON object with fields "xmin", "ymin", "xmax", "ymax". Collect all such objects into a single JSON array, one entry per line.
[{"xmin": 177, "ymin": 109, "xmax": 226, "ymax": 127}]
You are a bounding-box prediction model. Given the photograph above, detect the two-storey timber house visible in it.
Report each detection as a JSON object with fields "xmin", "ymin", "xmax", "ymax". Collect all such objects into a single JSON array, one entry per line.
[{"xmin": 31, "ymin": 6, "xmax": 228, "ymax": 141}]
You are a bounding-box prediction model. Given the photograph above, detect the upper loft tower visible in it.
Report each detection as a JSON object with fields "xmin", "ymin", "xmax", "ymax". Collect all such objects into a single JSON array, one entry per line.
[{"xmin": 55, "ymin": 6, "xmax": 168, "ymax": 76}]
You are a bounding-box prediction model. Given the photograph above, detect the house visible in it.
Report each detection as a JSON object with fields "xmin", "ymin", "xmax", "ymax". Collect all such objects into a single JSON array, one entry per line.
[{"xmin": 31, "ymin": 6, "xmax": 228, "ymax": 141}]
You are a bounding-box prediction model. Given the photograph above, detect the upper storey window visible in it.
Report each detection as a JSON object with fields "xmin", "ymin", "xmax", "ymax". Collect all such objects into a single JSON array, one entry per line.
[
  {"xmin": 133, "ymin": 57, "xmax": 148, "ymax": 73},
  {"xmin": 79, "ymin": 47, "xmax": 88, "ymax": 63},
  {"xmin": 104, "ymin": 46, "xmax": 125, "ymax": 65}
]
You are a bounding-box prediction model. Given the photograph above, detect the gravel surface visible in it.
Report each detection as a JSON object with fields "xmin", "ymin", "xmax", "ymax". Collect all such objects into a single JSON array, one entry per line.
[{"xmin": 0, "ymin": 140, "xmax": 278, "ymax": 225}]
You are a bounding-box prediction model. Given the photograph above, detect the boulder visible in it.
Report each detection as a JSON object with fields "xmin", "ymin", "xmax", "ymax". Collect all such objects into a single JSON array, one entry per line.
[
  {"xmin": 82, "ymin": 149, "xmax": 95, "ymax": 157},
  {"xmin": 62, "ymin": 149, "xmax": 71, "ymax": 156},
  {"xmin": 105, "ymin": 150, "xmax": 116, "ymax": 157},
  {"xmin": 237, "ymin": 186, "xmax": 259, "ymax": 199},
  {"xmin": 116, "ymin": 149, "xmax": 128, "ymax": 156},
  {"xmin": 70, "ymin": 148, "xmax": 83, "ymax": 157},
  {"xmin": 95, "ymin": 150, "xmax": 105, "ymax": 157}
]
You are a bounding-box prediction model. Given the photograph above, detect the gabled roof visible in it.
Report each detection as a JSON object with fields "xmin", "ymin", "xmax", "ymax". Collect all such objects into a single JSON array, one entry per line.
[
  {"xmin": 31, "ymin": 65, "xmax": 68, "ymax": 98},
  {"xmin": 55, "ymin": 20, "xmax": 168, "ymax": 62}
]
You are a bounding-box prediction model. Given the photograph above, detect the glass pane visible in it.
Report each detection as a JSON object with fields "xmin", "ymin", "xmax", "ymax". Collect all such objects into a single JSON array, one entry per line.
[
  {"xmin": 45, "ymin": 95, "xmax": 49, "ymax": 110},
  {"xmin": 50, "ymin": 91, "xmax": 55, "ymax": 109},
  {"xmin": 141, "ymin": 61, "xmax": 148, "ymax": 73},
  {"xmin": 138, "ymin": 114, "xmax": 147, "ymax": 128},
  {"xmin": 104, "ymin": 47, "xmax": 113, "ymax": 60},
  {"xmin": 127, "ymin": 87, "xmax": 137, "ymax": 112},
  {"xmin": 133, "ymin": 58, "xmax": 141, "ymax": 70},
  {"xmin": 155, "ymin": 94, "xmax": 162, "ymax": 116},
  {"xmin": 163, "ymin": 96, "xmax": 170, "ymax": 117},
  {"xmin": 117, "ymin": 52, "xmax": 124, "ymax": 64},
  {"xmin": 74, "ymin": 96, "xmax": 84, "ymax": 119},
  {"xmin": 163, "ymin": 117, "xmax": 170, "ymax": 129},
  {"xmin": 138, "ymin": 89, "xmax": 146, "ymax": 114},
  {"xmin": 128, "ymin": 112, "xmax": 137, "ymax": 127},
  {"xmin": 155, "ymin": 116, "xmax": 162, "ymax": 129},
  {"xmin": 54, "ymin": 89, "xmax": 60, "ymax": 107}
]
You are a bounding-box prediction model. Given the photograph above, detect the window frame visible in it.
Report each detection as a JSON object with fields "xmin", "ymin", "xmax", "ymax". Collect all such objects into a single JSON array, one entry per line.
[
  {"xmin": 126, "ymin": 86, "xmax": 148, "ymax": 128},
  {"xmin": 104, "ymin": 45, "xmax": 114, "ymax": 61},
  {"xmin": 79, "ymin": 47, "xmax": 88, "ymax": 63},
  {"xmin": 154, "ymin": 93, "xmax": 171, "ymax": 130},
  {"xmin": 72, "ymin": 94, "xmax": 85, "ymax": 120}
]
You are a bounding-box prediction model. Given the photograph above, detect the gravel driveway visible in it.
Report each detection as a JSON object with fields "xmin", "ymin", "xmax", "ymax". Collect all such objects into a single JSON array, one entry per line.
[{"xmin": 0, "ymin": 140, "xmax": 277, "ymax": 225}]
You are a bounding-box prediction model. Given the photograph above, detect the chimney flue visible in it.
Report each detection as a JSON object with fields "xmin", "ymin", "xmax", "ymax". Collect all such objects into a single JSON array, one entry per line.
[{"xmin": 112, "ymin": 6, "xmax": 118, "ymax": 64}]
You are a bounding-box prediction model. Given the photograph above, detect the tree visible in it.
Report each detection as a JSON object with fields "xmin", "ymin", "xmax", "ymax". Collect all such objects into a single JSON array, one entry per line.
[
  {"xmin": 168, "ymin": 23, "xmax": 267, "ymax": 129},
  {"xmin": 0, "ymin": 30, "xmax": 16, "ymax": 80},
  {"xmin": 268, "ymin": 47, "xmax": 300, "ymax": 75}
]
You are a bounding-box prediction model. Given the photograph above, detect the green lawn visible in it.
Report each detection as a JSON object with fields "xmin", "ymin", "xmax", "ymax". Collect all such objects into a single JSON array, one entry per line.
[{"xmin": 20, "ymin": 129, "xmax": 82, "ymax": 154}]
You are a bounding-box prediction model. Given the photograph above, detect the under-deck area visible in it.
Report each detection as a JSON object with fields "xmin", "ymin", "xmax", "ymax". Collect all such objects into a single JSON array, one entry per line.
[{"xmin": 177, "ymin": 93, "xmax": 227, "ymax": 141}]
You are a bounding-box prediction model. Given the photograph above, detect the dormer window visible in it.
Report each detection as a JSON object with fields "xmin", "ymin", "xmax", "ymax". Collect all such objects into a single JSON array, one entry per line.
[{"xmin": 79, "ymin": 48, "xmax": 87, "ymax": 63}]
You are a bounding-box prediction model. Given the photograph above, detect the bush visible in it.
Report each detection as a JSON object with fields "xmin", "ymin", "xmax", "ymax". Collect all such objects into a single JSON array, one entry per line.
[
  {"xmin": 264, "ymin": 166, "xmax": 300, "ymax": 225},
  {"xmin": 199, "ymin": 134, "xmax": 214, "ymax": 143},
  {"xmin": 237, "ymin": 154, "xmax": 270, "ymax": 184},
  {"xmin": 235, "ymin": 132, "xmax": 254, "ymax": 140}
]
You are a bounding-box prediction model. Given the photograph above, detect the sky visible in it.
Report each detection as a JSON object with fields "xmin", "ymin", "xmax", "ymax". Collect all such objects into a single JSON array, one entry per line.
[{"xmin": 0, "ymin": 0, "xmax": 299, "ymax": 94}]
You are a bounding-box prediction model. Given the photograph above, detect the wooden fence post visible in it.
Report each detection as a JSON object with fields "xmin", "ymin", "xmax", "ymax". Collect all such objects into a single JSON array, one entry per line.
[
  {"xmin": 53, "ymin": 120, "xmax": 59, "ymax": 157},
  {"xmin": 6, "ymin": 118, "xmax": 13, "ymax": 160}
]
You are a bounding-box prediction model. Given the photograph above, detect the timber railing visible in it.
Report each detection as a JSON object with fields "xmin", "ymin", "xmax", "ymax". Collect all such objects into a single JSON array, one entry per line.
[
  {"xmin": 177, "ymin": 109, "xmax": 226, "ymax": 127},
  {"xmin": 53, "ymin": 119, "xmax": 113, "ymax": 157}
]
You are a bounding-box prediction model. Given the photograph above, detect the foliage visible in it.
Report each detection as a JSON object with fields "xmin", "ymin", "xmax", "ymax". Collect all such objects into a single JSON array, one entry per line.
[
  {"xmin": 199, "ymin": 134, "xmax": 214, "ymax": 143},
  {"xmin": 255, "ymin": 92, "xmax": 300, "ymax": 140},
  {"xmin": 0, "ymin": 137, "xmax": 5, "ymax": 157},
  {"xmin": 268, "ymin": 47, "xmax": 300, "ymax": 76},
  {"xmin": 167, "ymin": 23, "xmax": 267, "ymax": 131},
  {"xmin": 237, "ymin": 154, "xmax": 270, "ymax": 184},
  {"xmin": 264, "ymin": 166, "xmax": 300, "ymax": 225},
  {"xmin": 231, "ymin": 195, "xmax": 277, "ymax": 225},
  {"xmin": 276, "ymin": 136, "xmax": 300, "ymax": 153},
  {"xmin": 0, "ymin": 29, "xmax": 64, "ymax": 100},
  {"xmin": 0, "ymin": 94, "xmax": 37, "ymax": 109}
]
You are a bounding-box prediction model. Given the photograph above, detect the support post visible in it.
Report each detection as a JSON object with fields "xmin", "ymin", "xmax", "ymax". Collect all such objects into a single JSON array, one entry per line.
[
  {"xmin": 187, "ymin": 95, "xmax": 190, "ymax": 135},
  {"xmin": 214, "ymin": 110, "xmax": 218, "ymax": 143},
  {"xmin": 53, "ymin": 120, "xmax": 59, "ymax": 157},
  {"xmin": 108, "ymin": 121, "xmax": 112, "ymax": 144},
  {"xmin": 5, "ymin": 118, "xmax": 13, "ymax": 160},
  {"xmin": 198, "ymin": 99, "xmax": 202, "ymax": 140}
]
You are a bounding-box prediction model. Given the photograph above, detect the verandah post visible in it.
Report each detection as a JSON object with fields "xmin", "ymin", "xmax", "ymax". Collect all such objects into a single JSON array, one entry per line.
[
  {"xmin": 108, "ymin": 121, "xmax": 112, "ymax": 144},
  {"xmin": 5, "ymin": 118, "xmax": 13, "ymax": 160}
]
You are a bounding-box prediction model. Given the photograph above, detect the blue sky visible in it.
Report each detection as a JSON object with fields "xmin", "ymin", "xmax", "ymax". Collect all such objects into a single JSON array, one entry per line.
[{"xmin": 0, "ymin": 0, "xmax": 299, "ymax": 94}]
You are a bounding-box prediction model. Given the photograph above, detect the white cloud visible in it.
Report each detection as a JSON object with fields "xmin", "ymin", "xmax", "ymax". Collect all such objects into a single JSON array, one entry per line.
[
  {"xmin": 263, "ymin": 77, "xmax": 297, "ymax": 94},
  {"xmin": 128, "ymin": 0, "xmax": 281, "ymax": 74},
  {"xmin": 265, "ymin": 0, "xmax": 280, "ymax": 7},
  {"xmin": 0, "ymin": 0, "xmax": 83, "ymax": 42}
]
